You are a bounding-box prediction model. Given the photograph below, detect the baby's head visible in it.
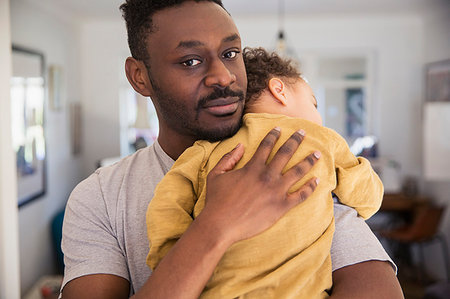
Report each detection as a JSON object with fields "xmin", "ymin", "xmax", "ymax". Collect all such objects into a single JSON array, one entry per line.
[{"xmin": 243, "ymin": 47, "xmax": 322, "ymax": 125}]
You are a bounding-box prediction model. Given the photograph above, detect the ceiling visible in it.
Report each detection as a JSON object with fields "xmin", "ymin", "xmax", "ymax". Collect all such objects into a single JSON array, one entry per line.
[{"xmin": 23, "ymin": 0, "xmax": 448, "ymax": 21}]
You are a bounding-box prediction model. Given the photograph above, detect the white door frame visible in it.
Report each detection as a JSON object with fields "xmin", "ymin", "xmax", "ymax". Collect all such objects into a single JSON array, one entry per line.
[{"xmin": 0, "ymin": 0, "xmax": 21, "ymax": 298}]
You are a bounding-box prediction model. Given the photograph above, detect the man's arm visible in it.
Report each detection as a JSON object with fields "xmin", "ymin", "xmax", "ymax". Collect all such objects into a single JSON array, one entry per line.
[
  {"xmin": 330, "ymin": 260, "xmax": 403, "ymax": 299},
  {"xmin": 62, "ymin": 259, "xmax": 403, "ymax": 299},
  {"xmin": 62, "ymin": 275, "xmax": 129, "ymax": 299}
]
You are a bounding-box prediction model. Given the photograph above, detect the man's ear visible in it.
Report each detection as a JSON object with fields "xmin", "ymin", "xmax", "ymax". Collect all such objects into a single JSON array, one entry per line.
[
  {"xmin": 268, "ymin": 77, "xmax": 287, "ymax": 106},
  {"xmin": 125, "ymin": 57, "xmax": 152, "ymax": 97}
]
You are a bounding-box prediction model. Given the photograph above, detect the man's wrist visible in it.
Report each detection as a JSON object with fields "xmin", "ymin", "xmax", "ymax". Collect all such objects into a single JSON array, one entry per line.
[{"xmin": 193, "ymin": 209, "xmax": 235, "ymax": 253}]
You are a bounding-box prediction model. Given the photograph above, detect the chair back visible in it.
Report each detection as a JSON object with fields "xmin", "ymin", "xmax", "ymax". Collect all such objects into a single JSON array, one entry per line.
[
  {"xmin": 408, "ymin": 205, "xmax": 445, "ymax": 241},
  {"xmin": 51, "ymin": 209, "xmax": 65, "ymax": 274}
]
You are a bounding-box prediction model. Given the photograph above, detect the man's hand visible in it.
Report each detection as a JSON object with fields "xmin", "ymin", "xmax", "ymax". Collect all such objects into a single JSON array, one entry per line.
[{"xmin": 201, "ymin": 127, "xmax": 320, "ymax": 245}]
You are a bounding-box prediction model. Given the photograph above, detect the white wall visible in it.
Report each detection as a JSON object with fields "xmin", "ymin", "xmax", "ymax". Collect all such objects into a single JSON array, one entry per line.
[
  {"xmin": 421, "ymin": 3, "xmax": 450, "ymax": 281},
  {"xmin": 0, "ymin": 0, "xmax": 21, "ymax": 298},
  {"xmin": 79, "ymin": 21, "xmax": 129, "ymax": 176},
  {"xmin": 10, "ymin": 0, "xmax": 84, "ymax": 294},
  {"xmin": 423, "ymin": 3, "xmax": 450, "ymax": 63}
]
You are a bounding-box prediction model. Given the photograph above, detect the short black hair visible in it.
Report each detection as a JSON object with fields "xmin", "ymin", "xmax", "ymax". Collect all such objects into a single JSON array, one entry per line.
[
  {"xmin": 243, "ymin": 47, "xmax": 301, "ymax": 106},
  {"xmin": 120, "ymin": 0, "xmax": 224, "ymax": 62}
]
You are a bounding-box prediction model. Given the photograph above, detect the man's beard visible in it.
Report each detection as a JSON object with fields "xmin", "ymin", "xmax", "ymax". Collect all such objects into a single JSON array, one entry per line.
[
  {"xmin": 196, "ymin": 116, "xmax": 243, "ymax": 142},
  {"xmin": 150, "ymin": 78, "xmax": 245, "ymax": 142}
]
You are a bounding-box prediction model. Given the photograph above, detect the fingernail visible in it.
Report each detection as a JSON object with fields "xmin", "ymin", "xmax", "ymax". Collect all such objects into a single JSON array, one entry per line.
[
  {"xmin": 297, "ymin": 129, "xmax": 305, "ymax": 136},
  {"xmin": 314, "ymin": 151, "xmax": 321, "ymax": 159},
  {"xmin": 315, "ymin": 178, "xmax": 320, "ymax": 185},
  {"xmin": 234, "ymin": 143, "xmax": 241, "ymax": 149},
  {"xmin": 274, "ymin": 127, "xmax": 281, "ymax": 131}
]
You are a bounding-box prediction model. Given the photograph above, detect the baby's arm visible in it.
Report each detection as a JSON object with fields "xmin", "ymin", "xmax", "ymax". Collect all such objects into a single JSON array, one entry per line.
[
  {"xmin": 146, "ymin": 142, "xmax": 209, "ymax": 270},
  {"xmin": 332, "ymin": 134, "xmax": 383, "ymax": 219}
]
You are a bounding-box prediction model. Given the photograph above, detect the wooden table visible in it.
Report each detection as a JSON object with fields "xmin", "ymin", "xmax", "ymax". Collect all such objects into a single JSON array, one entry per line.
[
  {"xmin": 381, "ymin": 193, "xmax": 430, "ymax": 212},
  {"xmin": 371, "ymin": 193, "xmax": 431, "ymax": 233}
]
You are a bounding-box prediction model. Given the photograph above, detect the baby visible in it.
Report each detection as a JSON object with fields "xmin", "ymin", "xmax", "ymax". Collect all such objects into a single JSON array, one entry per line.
[{"xmin": 146, "ymin": 47, "xmax": 383, "ymax": 298}]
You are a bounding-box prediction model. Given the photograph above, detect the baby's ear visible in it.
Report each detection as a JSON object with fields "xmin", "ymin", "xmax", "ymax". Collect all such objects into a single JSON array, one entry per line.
[{"xmin": 268, "ymin": 77, "xmax": 287, "ymax": 106}]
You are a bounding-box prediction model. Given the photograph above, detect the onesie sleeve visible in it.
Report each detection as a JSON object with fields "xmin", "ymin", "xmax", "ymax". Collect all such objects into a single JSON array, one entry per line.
[
  {"xmin": 331, "ymin": 133, "xmax": 383, "ymax": 219},
  {"xmin": 146, "ymin": 142, "xmax": 208, "ymax": 270}
]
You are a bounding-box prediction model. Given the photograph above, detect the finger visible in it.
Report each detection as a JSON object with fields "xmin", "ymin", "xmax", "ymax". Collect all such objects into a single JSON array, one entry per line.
[
  {"xmin": 285, "ymin": 177, "xmax": 319, "ymax": 208},
  {"xmin": 209, "ymin": 143, "xmax": 244, "ymax": 176},
  {"xmin": 282, "ymin": 151, "xmax": 321, "ymax": 186},
  {"xmin": 247, "ymin": 127, "xmax": 281, "ymax": 166},
  {"xmin": 268, "ymin": 129, "xmax": 305, "ymax": 174}
]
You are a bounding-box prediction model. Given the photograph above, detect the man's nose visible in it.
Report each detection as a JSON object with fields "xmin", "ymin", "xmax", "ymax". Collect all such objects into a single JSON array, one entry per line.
[{"xmin": 204, "ymin": 59, "xmax": 236, "ymax": 88}]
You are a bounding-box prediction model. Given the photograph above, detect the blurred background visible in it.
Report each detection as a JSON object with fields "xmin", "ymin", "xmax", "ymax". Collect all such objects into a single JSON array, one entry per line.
[{"xmin": 0, "ymin": 0, "xmax": 449, "ymax": 298}]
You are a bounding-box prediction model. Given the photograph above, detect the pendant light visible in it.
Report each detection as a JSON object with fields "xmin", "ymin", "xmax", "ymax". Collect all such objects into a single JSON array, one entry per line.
[{"xmin": 275, "ymin": 0, "xmax": 297, "ymax": 60}]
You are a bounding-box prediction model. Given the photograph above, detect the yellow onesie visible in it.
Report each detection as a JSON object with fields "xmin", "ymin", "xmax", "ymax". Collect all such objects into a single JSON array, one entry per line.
[{"xmin": 147, "ymin": 113, "xmax": 383, "ymax": 299}]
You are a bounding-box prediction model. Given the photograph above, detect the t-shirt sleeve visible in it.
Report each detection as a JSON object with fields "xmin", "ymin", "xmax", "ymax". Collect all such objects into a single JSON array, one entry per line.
[
  {"xmin": 331, "ymin": 200, "xmax": 397, "ymax": 273},
  {"xmin": 332, "ymin": 133, "xmax": 383, "ymax": 219},
  {"xmin": 146, "ymin": 142, "xmax": 207, "ymax": 270},
  {"xmin": 61, "ymin": 172, "xmax": 129, "ymax": 291}
]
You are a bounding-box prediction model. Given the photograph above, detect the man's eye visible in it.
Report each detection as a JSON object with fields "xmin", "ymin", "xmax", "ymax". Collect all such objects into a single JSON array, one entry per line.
[
  {"xmin": 223, "ymin": 50, "xmax": 239, "ymax": 59},
  {"xmin": 182, "ymin": 59, "xmax": 202, "ymax": 67}
]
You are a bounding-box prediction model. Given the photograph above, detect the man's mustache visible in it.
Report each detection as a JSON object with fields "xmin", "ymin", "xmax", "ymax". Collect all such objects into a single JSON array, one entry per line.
[{"xmin": 197, "ymin": 87, "xmax": 245, "ymax": 110}]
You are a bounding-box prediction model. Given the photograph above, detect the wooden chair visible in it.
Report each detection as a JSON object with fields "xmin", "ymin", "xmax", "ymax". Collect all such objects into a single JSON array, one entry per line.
[{"xmin": 381, "ymin": 205, "xmax": 449, "ymax": 282}]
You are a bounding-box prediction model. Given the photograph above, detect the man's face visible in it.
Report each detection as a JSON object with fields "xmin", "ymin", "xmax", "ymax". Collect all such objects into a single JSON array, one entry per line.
[{"xmin": 146, "ymin": 1, "xmax": 247, "ymax": 142}]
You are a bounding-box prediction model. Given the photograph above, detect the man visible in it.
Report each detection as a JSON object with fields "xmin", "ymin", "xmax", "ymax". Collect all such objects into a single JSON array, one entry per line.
[{"xmin": 61, "ymin": 1, "xmax": 403, "ymax": 298}]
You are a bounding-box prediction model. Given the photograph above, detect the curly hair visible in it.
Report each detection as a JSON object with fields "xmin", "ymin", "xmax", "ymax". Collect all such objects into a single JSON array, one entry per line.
[
  {"xmin": 243, "ymin": 47, "xmax": 301, "ymax": 106},
  {"xmin": 120, "ymin": 0, "xmax": 224, "ymax": 62}
]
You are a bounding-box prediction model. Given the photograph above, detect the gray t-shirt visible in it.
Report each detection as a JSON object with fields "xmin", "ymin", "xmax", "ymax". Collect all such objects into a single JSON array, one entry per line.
[{"xmin": 61, "ymin": 141, "xmax": 394, "ymax": 295}]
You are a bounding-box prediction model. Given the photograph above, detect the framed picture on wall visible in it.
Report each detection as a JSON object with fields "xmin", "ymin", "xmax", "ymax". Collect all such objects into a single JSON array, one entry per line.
[
  {"xmin": 11, "ymin": 45, "xmax": 47, "ymax": 207},
  {"xmin": 425, "ymin": 59, "xmax": 450, "ymax": 102}
]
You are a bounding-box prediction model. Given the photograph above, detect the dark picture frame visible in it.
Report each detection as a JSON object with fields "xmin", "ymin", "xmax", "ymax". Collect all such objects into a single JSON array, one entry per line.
[
  {"xmin": 425, "ymin": 59, "xmax": 450, "ymax": 102},
  {"xmin": 11, "ymin": 45, "xmax": 47, "ymax": 207}
]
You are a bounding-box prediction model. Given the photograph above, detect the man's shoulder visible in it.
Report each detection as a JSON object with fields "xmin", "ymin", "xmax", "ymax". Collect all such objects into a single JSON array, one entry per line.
[
  {"xmin": 97, "ymin": 143, "xmax": 169, "ymax": 178},
  {"xmin": 96, "ymin": 146, "xmax": 151, "ymax": 175},
  {"xmin": 72, "ymin": 144, "xmax": 169, "ymax": 203}
]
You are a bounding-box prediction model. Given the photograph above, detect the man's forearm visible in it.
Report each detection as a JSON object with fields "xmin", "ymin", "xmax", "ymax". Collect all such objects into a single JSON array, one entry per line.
[{"xmin": 133, "ymin": 212, "xmax": 231, "ymax": 299}]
